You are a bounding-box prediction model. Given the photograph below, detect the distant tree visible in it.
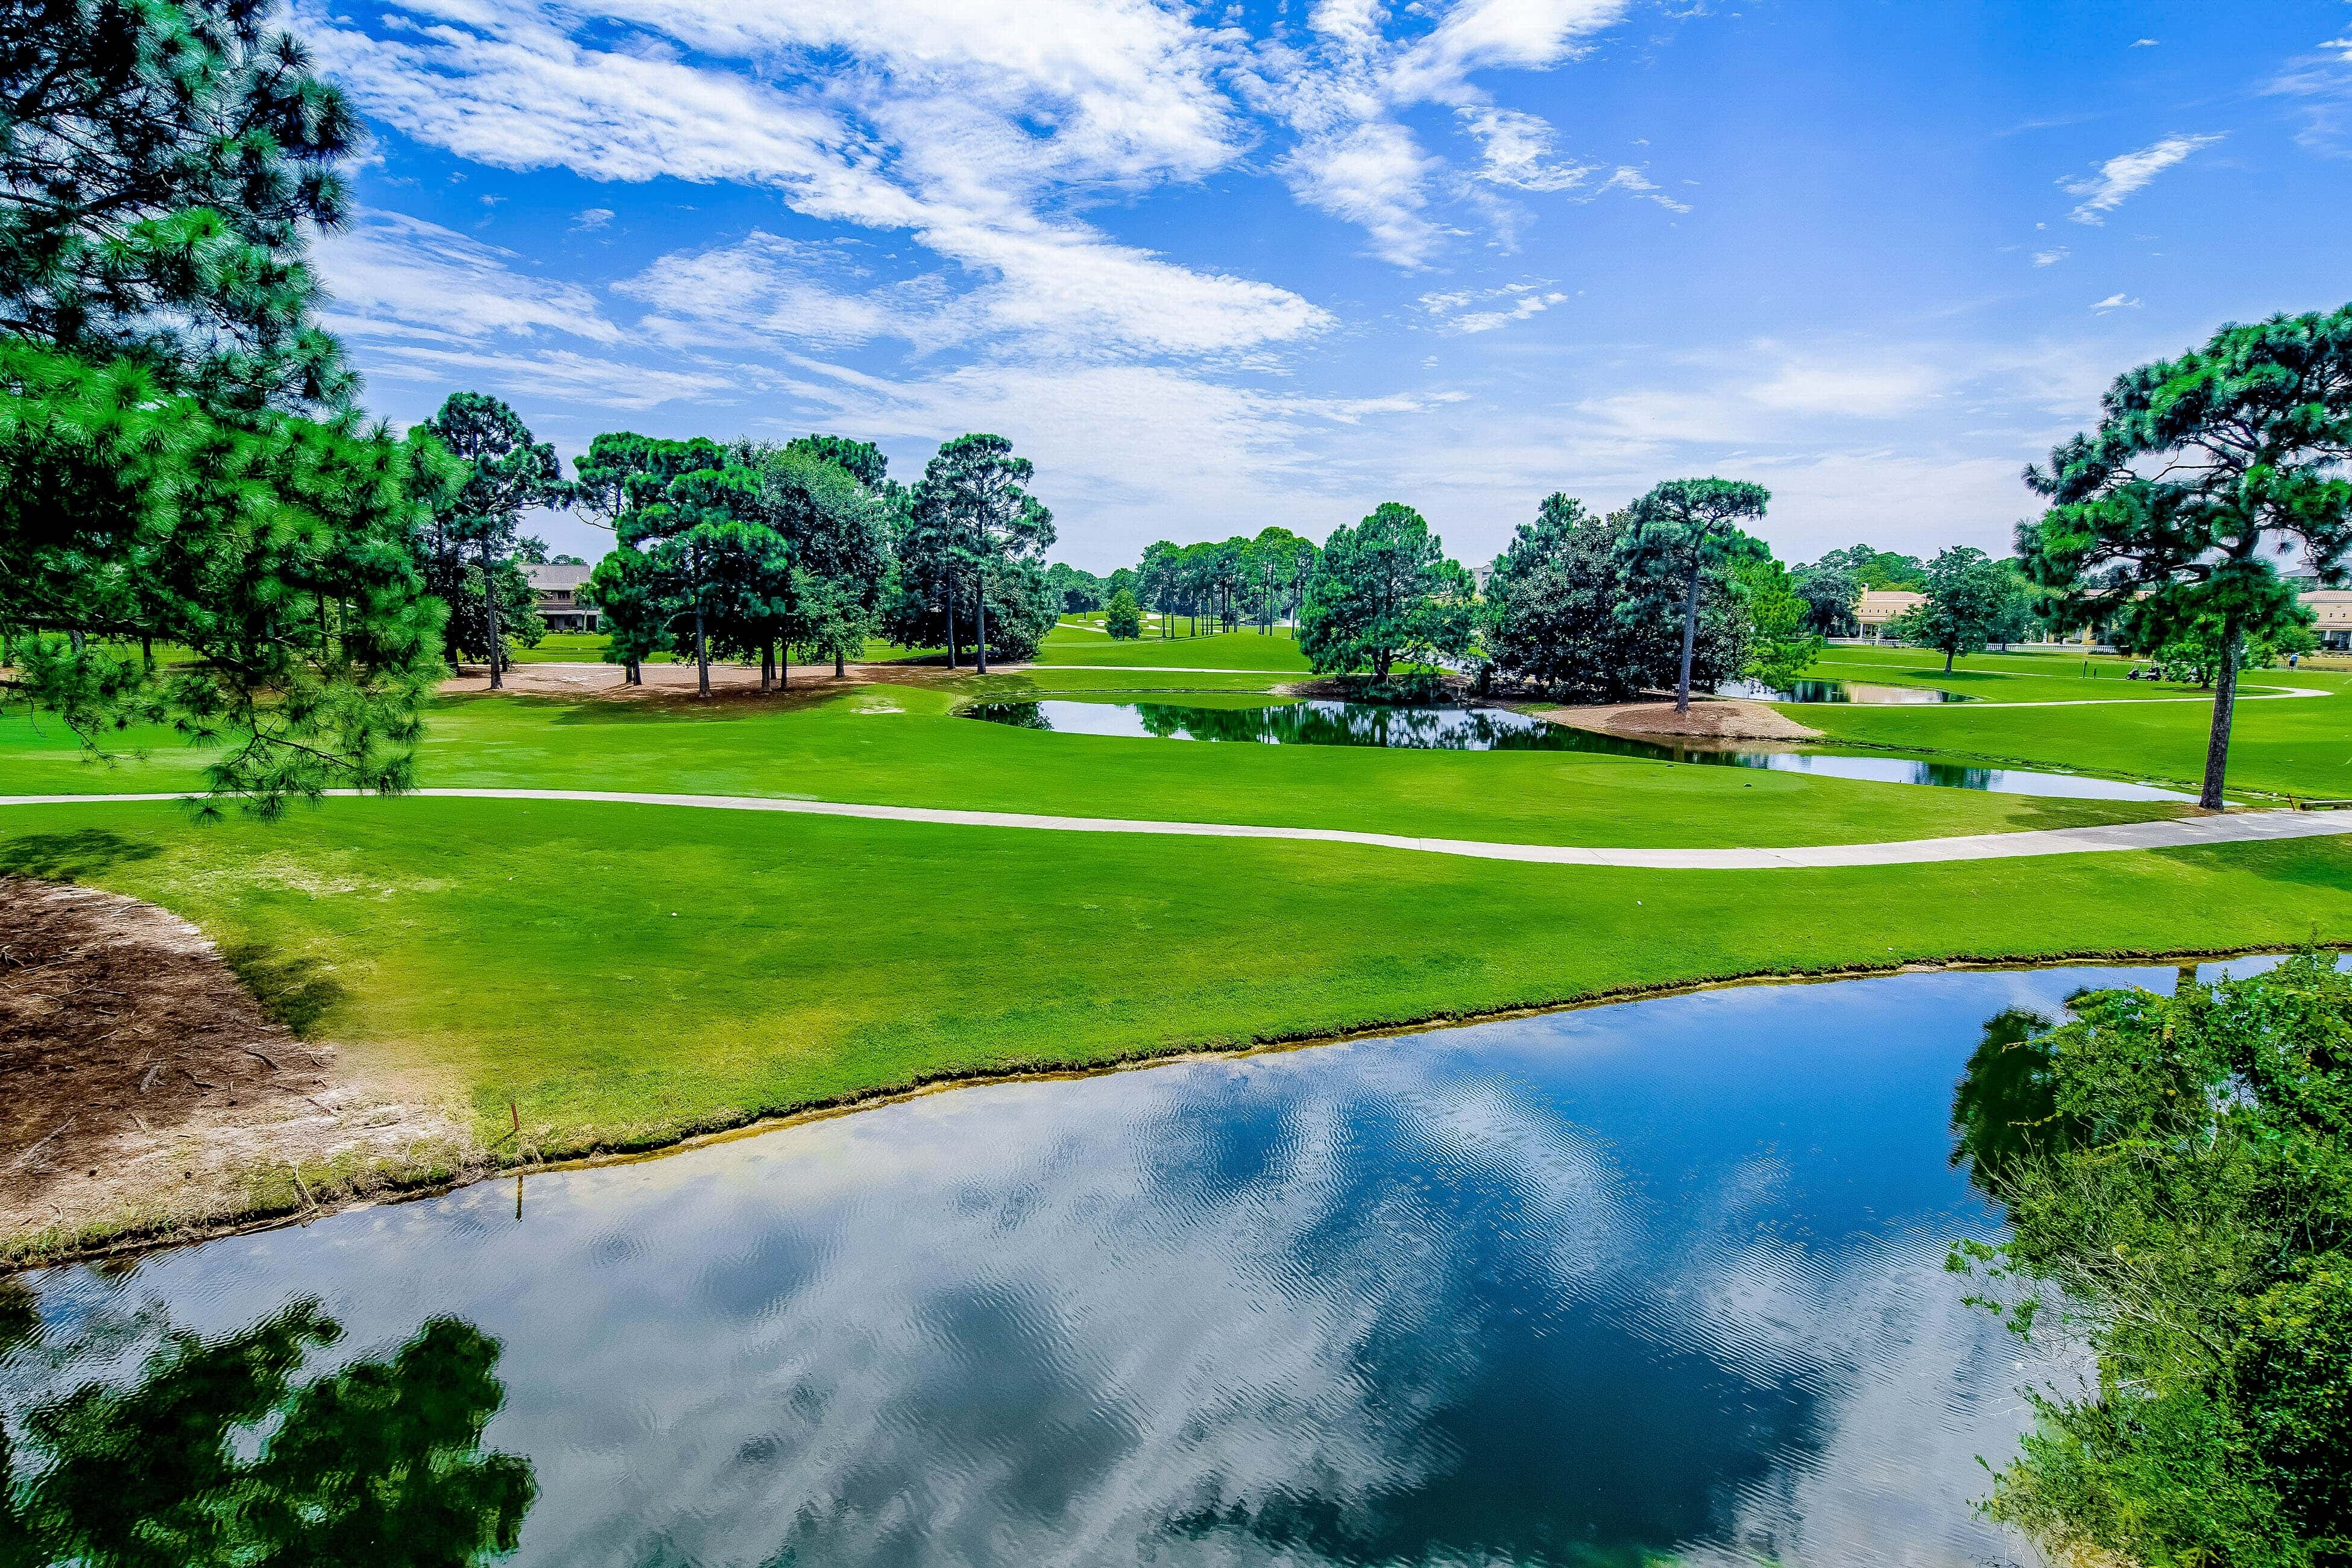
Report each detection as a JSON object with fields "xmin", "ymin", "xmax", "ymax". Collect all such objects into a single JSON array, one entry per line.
[
  {"xmin": 1733, "ymin": 556, "xmax": 1826, "ymax": 691},
  {"xmin": 1243, "ymin": 526, "xmax": 1311, "ymax": 632},
  {"xmin": 1484, "ymin": 495, "xmax": 1750, "ymax": 698},
  {"xmin": 2019, "ymin": 304, "xmax": 2352, "ymax": 808},
  {"xmin": 740, "ymin": 441, "xmax": 890, "ymax": 680},
  {"xmin": 1298, "ymin": 503, "xmax": 1475, "ymax": 682},
  {"xmin": 902, "ymin": 434, "xmax": 1055, "ymax": 674},
  {"xmin": 1622, "ymin": 478, "xmax": 1772, "ymax": 713},
  {"xmin": 1137, "ymin": 541, "xmax": 1181, "ymax": 640},
  {"xmin": 1045, "ymin": 561, "xmax": 1106, "ymax": 614},
  {"xmin": 418, "ymin": 393, "xmax": 570, "ymax": 688},
  {"xmin": 0, "ymin": 1298, "xmax": 535, "ymax": 1566},
  {"xmin": 549, "ymin": 553, "xmax": 586, "ymax": 567},
  {"xmin": 783, "ymin": 433, "xmax": 888, "ymax": 490},
  {"xmin": 574, "ymin": 434, "xmax": 730, "ymax": 685},
  {"xmin": 1815, "ymin": 543, "xmax": 1928, "ymax": 591},
  {"xmin": 1105, "ymin": 565, "xmax": 1138, "ymax": 602},
  {"xmin": 1791, "ymin": 562, "xmax": 1861, "ymax": 636},
  {"xmin": 1104, "ymin": 587, "xmax": 1143, "ymax": 639},
  {"xmin": 1887, "ymin": 546, "xmax": 2016, "ymax": 672}
]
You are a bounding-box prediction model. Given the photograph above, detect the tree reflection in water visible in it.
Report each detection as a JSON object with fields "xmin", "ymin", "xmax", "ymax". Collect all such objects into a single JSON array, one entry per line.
[
  {"xmin": 0, "ymin": 1296, "xmax": 534, "ymax": 1567},
  {"xmin": 1948, "ymin": 1005, "xmax": 2090, "ymax": 1199}
]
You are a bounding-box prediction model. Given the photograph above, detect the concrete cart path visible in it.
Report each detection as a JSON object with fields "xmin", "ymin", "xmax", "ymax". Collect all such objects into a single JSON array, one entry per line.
[{"xmin": 7, "ymin": 788, "xmax": 2351, "ymax": 871}]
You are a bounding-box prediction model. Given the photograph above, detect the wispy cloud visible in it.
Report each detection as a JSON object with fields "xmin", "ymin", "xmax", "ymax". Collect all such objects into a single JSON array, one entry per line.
[
  {"xmin": 315, "ymin": 210, "xmax": 621, "ymax": 347},
  {"xmin": 1419, "ymin": 281, "xmax": 1569, "ymax": 333},
  {"xmin": 2031, "ymin": 247, "xmax": 2068, "ymax": 266},
  {"xmin": 2091, "ymin": 292, "xmax": 2142, "ymax": 312},
  {"xmin": 2063, "ymin": 133, "xmax": 2224, "ymax": 224},
  {"xmin": 572, "ymin": 207, "xmax": 614, "ymax": 231}
]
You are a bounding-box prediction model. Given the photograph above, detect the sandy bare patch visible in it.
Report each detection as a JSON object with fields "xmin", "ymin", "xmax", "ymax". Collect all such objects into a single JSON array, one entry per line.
[
  {"xmin": 1, "ymin": 878, "xmax": 468, "ymax": 1257},
  {"xmin": 439, "ymin": 660, "xmax": 982, "ymax": 704},
  {"xmin": 1535, "ymin": 699, "xmax": 1824, "ymax": 743}
]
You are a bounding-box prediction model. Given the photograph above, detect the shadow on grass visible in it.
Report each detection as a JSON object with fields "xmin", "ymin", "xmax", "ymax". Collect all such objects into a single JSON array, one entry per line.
[
  {"xmin": 221, "ymin": 941, "xmax": 350, "ymax": 1037},
  {"xmin": 0, "ymin": 829, "xmax": 163, "ymax": 881}
]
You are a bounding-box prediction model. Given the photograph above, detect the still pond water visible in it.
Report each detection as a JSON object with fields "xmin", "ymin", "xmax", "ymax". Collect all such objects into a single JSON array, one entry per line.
[
  {"xmin": 6, "ymin": 964, "xmax": 2250, "ymax": 1566},
  {"xmin": 968, "ymin": 699, "xmax": 2190, "ymax": 801}
]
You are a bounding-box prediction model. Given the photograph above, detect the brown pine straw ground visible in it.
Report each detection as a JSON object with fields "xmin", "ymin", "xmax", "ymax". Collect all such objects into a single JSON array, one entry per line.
[{"xmin": 1, "ymin": 867, "xmax": 466, "ymax": 1261}]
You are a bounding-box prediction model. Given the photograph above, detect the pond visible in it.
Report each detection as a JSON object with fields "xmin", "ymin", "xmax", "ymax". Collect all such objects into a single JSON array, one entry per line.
[
  {"xmin": 966, "ymin": 699, "xmax": 2193, "ymax": 800},
  {"xmin": 7, "ymin": 962, "xmax": 2250, "ymax": 1567},
  {"xmin": 1717, "ymin": 678, "xmax": 1972, "ymax": 704}
]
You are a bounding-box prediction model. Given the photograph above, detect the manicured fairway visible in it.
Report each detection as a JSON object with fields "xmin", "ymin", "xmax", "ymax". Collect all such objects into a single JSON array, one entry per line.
[
  {"xmin": 7, "ymin": 796, "xmax": 2348, "ymax": 1165},
  {"xmin": 0, "ymin": 684, "xmax": 2187, "ymax": 849},
  {"xmin": 1030, "ymin": 620, "xmax": 1311, "ymax": 671},
  {"xmin": 1785, "ymin": 647, "xmax": 2352, "ymax": 799}
]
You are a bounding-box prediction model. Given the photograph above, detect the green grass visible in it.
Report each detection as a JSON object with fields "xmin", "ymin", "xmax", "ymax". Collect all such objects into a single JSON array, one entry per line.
[
  {"xmin": 10, "ymin": 797, "xmax": 2349, "ymax": 1161},
  {"xmin": 1786, "ymin": 646, "xmax": 2352, "ymax": 800},
  {"xmin": 1033, "ymin": 619, "xmax": 1311, "ymax": 670},
  {"xmin": 0, "ymin": 682, "xmax": 2186, "ymax": 849}
]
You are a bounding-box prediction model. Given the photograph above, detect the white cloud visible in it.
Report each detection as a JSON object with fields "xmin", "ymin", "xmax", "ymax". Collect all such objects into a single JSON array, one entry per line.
[
  {"xmin": 1281, "ymin": 119, "xmax": 1448, "ymax": 267},
  {"xmin": 2031, "ymin": 247, "xmax": 2067, "ymax": 266},
  {"xmin": 2062, "ymin": 133, "xmax": 2223, "ymax": 224},
  {"xmin": 1386, "ymin": 0, "xmax": 1632, "ymax": 104},
  {"xmin": 314, "ymin": 209, "xmax": 621, "ymax": 346},
  {"xmin": 1457, "ymin": 107, "xmax": 1594, "ymax": 192},
  {"xmin": 572, "ymin": 207, "xmax": 615, "ymax": 230},
  {"xmin": 1597, "ymin": 165, "xmax": 1692, "ymax": 213},
  {"xmin": 2130, "ymin": 37, "xmax": 2159, "ymax": 47},
  {"xmin": 2268, "ymin": 37, "xmax": 2352, "ymax": 154},
  {"xmin": 358, "ymin": 342, "xmax": 736, "ymax": 411},
  {"xmin": 2091, "ymin": 292, "xmax": 2142, "ymax": 312},
  {"xmin": 1419, "ymin": 281, "xmax": 1569, "ymax": 333}
]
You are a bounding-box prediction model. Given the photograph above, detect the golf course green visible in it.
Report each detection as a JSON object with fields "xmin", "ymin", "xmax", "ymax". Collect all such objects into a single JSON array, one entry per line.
[{"xmin": 7, "ymin": 618, "xmax": 2351, "ymax": 1256}]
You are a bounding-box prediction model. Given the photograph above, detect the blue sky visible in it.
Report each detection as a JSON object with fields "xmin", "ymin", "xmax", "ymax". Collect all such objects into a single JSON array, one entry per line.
[{"xmin": 299, "ymin": 0, "xmax": 2352, "ymax": 571}]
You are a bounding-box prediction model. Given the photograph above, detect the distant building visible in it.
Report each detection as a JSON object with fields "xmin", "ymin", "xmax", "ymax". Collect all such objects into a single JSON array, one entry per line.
[
  {"xmin": 1852, "ymin": 590, "xmax": 1925, "ymax": 640},
  {"xmin": 527, "ymin": 562, "xmax": 599, "ymax": 632},
  {"xmin": 2304, "ymin": 588, "xmax": 2352, "ymax": 652}
]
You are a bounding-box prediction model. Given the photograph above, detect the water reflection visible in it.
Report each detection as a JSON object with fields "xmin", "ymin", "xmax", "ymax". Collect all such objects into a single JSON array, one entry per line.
[
  {"xmin": 968, "ymin": 699, "xmax": 2193, "ymax": 799},
  {"xmin": 1717, "ymin": 678, "xmax": 1970, "ymax": 705},
  {"xmin": 2, "ymin": 966, "xmax": 2216, "ymax": 1566},
  {"xmin": 0, "ymin": 1297, "xmax": 533, "ymax": 1566}
]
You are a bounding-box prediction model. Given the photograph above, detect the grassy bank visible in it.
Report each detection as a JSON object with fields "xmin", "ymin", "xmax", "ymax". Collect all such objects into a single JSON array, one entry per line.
[
  {"xmin": 9, "ymin": 795, "xmax": 2351, "ymax": 1179},
  {"xmin": 1788, "ymin": 646, "xmax": 2352, "ymax": 799},
  {"xmin": 0, "ymin": 682, "xmax": 2186, "ymax": 849}
]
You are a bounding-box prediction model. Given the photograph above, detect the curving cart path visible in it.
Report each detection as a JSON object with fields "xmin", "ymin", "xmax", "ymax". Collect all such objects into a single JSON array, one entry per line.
[{"xmin": 7, "ymin": 787, "xmax": 2352, "ymax": 871}]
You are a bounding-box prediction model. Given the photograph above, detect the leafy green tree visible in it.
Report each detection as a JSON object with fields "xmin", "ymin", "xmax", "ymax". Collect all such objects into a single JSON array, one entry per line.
[
  {"xmin": 1886, "ymin": 545, "xmax": 2015, "ymax": 672},
  {"xmin": 1045, "ymin": 561, "xmax": 1106, "ymax": 614},
  {"xmin": 1136, "ymin": 541, "xmax": 1181, "ymax": 639},
  {"xmin": 1814, "ymin": 543, "xmax": 1926, "ymax": 591},
  {"xmin": 0, "ymin": 1298, "xmax": 534, "ymax": 1565},
  {"xmin": 782, "ymin": 433, "xmax": 887, "ymax": 489},
  {"xmin": 1243, "ymin": 526, "xmax": 1311, "ymax": 632},
  {"xmin": 1622, "ymin": 478, "xmax": 1771, "ymax": 712},
  {"xmin": 1103, "ymin": 587, "xmax": 1142, "ymax": 639},
  {"xmin": 418, "ymin": 393, "xmax": 569, "ymax": 688},
  {"xmin": 1950, "ymin": 952, "xmax": 2352, "ymax": 1567},
  {"xmin": 0, "ymin": 0, "xmax": 456, "ymax": 813},
  {"xmin": 1105, "ymin": 565, "xmax": 1137, "ymax": 602},
  {"xmin": 1297, "ymin": 502, "xmax": 1474, "ymax": 682},
  {"xmin": 741, "ymin": 441, "xmax": 890, "ymax": 679},
  {"xmin": 904, "ymin": 434, "xmax": 1054, "ymax": 674},
  {"xmin": 1483, "ymin": 494, "xmax": 1749, "ymax": 698},
  {"xmin": 0, "ymin": 343, "xmax": 449, "ymax": 813},
  {"xmin": 1791, "ymin": 562, "xmax": 1860, "ymax": 636},
  {"xmin": 2020, "ymin": 304, "xmax": 2352, "ymax": 808},
  {"xmin": 1733, "ymin": 556, "xmax": 1825, "ymax": 690},
  {"xmin": 575, "ymin": 434, "xmax": 729, "ymax": 686},
  {"xmin": 0, "ymin": 0, "xmax": 361, "ymax": 414}
]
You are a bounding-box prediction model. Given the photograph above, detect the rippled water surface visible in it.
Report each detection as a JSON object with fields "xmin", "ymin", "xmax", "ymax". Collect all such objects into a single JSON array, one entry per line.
[
  {"xmin": 11, "ymin": 965, "xmax": 2239, "ymax": 1566},
  {"xmin": 1718, "ymin": 678, "xmax": 1973, "ymax": 704},
  {"xmin": 968, "ymin": 699, "xmax": 2189, "ymax": 799}
]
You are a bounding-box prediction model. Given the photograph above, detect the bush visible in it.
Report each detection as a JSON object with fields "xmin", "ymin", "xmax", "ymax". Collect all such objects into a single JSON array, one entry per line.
[{"xmin": 1104, "ymin": 588, "xmax": 1142, "ymax": 640}]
